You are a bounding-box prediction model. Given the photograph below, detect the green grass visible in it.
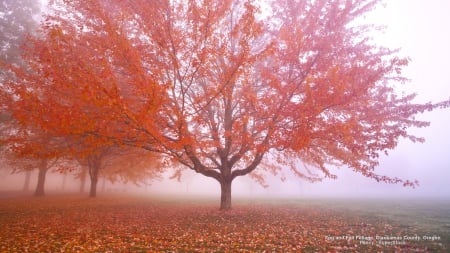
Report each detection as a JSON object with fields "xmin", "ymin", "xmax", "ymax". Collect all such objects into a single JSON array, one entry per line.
[{"xmin": 0, "ymin": 193, "xmax": 448, "ymax": 252}]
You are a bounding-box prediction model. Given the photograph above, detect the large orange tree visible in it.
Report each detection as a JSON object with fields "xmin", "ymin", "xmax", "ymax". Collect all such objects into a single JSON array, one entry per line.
[{"xmin": 3, "ymin": 0, "xmax": 449, "ymax": 209}]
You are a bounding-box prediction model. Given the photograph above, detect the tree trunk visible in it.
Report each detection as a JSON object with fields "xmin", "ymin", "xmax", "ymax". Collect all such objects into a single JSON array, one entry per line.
[
  {"xmin": 88, "ymin": 157, "xmax": 100, "ymax": 198},
  {"xmin": 220, "ymin": 179, "xmax": 232, "ymax": 210},
  {"xmin": 34, "ymin": 160, "xmax": 48, "ymax": 197},
  {"xmin": 23, "ymin": 170, "xmax": 31, "ymax": 192},
  {"xmin": 89, "ymin": 166, "xmax": 99, "ymax": 197},
  {"xmin": 79, "ymin": 169, "xmax": 87, "ymax": 193},
  {"xmin": 89, "ymin": 175, "xmax": 98, "ymax": 197}
]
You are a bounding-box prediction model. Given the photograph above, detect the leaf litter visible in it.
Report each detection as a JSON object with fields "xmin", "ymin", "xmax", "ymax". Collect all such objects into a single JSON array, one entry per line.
[{"xmin": 0, "ymin": 195, "xmax": 447, "ymax": 252}]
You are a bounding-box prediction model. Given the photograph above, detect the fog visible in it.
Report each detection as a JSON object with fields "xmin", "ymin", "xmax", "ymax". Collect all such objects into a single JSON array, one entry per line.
[
  {"xmin": 1, "ymin": 1, "xmax": 449, "ymax": 200},
  {"xmin": 257, "ymin": 0, "xmax": 450, "ymax": 199}
]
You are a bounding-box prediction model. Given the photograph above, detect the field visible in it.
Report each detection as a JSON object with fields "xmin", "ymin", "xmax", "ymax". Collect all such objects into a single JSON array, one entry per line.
[{"xmin": 0, "ymin": 193, "xmax": 448, "ymax": 252}]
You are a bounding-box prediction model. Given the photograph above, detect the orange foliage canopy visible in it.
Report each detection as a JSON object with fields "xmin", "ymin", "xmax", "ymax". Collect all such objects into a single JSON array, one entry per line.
[{"xmin": 3, "ymin": 0, "xmax": 449, "ymax": 208}]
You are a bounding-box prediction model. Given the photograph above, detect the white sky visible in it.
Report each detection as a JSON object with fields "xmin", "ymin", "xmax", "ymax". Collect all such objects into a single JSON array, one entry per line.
[
  {"xmin": 319, "ymin": 0, "xmax": 450, "ymax": 197},
  {"xmin": 267, "ymin": 0, "xmax": 450, "ymax": 198}
]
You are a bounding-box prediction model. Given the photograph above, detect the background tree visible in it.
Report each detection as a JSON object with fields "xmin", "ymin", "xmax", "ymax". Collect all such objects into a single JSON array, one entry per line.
[
  {"xmin": 0, "ymin": 130, "xmax": 35, "ymax": 192},
  {"xmin": 99, "ymin": 146, "xmax": 164, "ymax": 187},
  {"xmin": 72, "ymin": 145, "xmax": 164, "ymax": 197},
  {"xmin": 0, "ymin": 0, "xmax": 41, "ymax": 65},
  {"xmin": 1, "ymin": 0, "xmax": 42, "ymax": 156},
  {"xmin": 1, "ymin": 0, "xmax": 164, "ymax": 197},
  {"xmin": 73, "ymin": 164, "xmax": 88, "ymax": 193},
  {"xmin": 0, "ymin": 0, "xmax": 43, "ymax": 192},
  {"xmin": 1, "ymin": 128, "xmax": 70, "ymax": 196},
  {"xmin": 3, "ymin": 0, "xmax": 449, "ymax": 209}
]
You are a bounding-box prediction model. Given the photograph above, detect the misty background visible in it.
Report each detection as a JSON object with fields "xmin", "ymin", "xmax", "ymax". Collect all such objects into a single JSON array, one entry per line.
[{"xmin": 1, "ymin": 0, "xmax": 449, "ymax": 199}]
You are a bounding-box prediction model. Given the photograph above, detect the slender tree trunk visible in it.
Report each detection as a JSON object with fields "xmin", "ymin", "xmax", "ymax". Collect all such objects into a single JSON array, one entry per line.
[
  {"xmin": 220, "ymin": 179, "xmax": 232, "ymax": 210},
  {"xmin": 23, "ymin": 170, "xmax": 32, "ymax": 192},
  {"xmin": 79, "ymin": 169, "xmax": 87, "ymax": 193},
  {"xmin": 88, "ymin": 156, "xmax": 100, "ymax": 198},
  {"xmin": 34, "ymin": 160, "xmax": 48, "ymax": 197},
  {"xmin": 89, "ymin": 166, "xmax": 99, "ymax": 197}
]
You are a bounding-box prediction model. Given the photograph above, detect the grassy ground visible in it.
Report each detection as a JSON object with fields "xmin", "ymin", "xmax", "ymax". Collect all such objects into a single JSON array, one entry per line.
[{"xmin": 0, "ymin": 193, "xmax": 448, "ymax": 252}]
